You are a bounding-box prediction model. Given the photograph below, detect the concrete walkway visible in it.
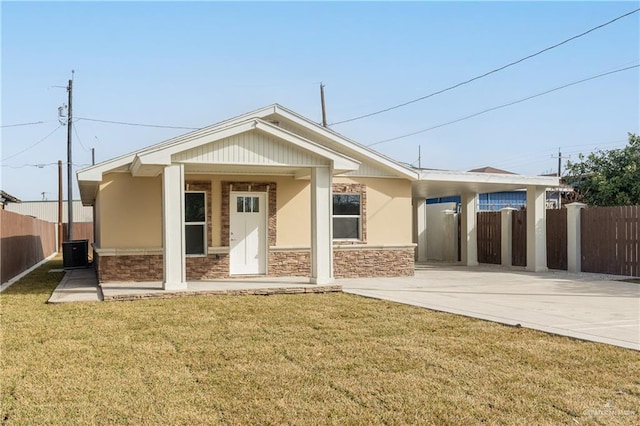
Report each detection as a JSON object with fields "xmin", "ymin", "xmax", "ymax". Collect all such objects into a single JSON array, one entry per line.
[
  {"xmin": 48, "ymin": 268, "xmax": 340, "ymax": 303},
  {"xmin": 342, "ymin": 263, "xmax": 640, "ymax": 351},
  {"xmin": 48, "ymin": 268, "xmax": 102, "ymax": 303}
]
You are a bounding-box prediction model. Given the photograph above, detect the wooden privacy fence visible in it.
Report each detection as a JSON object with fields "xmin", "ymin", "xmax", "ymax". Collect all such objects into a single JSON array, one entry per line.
[
  {"xmin": 511, "ymin": 210, "xmax": 527, "ymax": 267},
  {"xmin": 477, "ymin": 211, "xmax": 501, "ymax": 264},
  {"xmin": 1, "ymin": 209, "xmax": 56, "ymax": 284},
  {"xmin": 581, "ymin": 206, "xmax": 639, "ymax": 277},
  {"xmin": 546, "ymin": 208, "xmax": 567, "ymax": 270}
]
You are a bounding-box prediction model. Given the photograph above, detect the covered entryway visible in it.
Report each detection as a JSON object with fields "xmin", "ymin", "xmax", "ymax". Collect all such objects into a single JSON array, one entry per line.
[{"xmin": 230, "ymin": 192, "xmax": 267, "ymax": 275}]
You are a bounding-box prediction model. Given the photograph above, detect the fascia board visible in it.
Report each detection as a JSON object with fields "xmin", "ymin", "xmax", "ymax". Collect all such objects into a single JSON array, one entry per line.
[{"xmin": 272, "ymin": 105, "xmax": 419, "ymax": 181}]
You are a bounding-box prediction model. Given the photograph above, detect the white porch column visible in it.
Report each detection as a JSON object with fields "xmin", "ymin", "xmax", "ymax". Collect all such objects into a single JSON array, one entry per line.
[
  {"xmin": 526, "ymin": 185, "xmax": 548, "ymax": 272},
  {"xmin": 414, "ymin": 198, "xmax": 428, "ymax": 262},
  {"xmin": 566, "ymin": 202, "xmax": 586, "ymax": 273},
  {"xmin": 500, "ymin": 207, "xmax": 517, "ymax": 267},
  {"xmin": 162, "ymin": 164, "xmax": 186, "ymax": 290},
  {"xmin": 460, "ymin": 192, "xmax": 478, "ymax": 266},
  {"xmin": 310, "ymin": 166, "xmax": 333, "ymax": 284}
]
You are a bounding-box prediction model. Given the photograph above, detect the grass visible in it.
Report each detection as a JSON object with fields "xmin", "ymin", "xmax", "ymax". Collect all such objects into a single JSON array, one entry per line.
[{"xmin": 1, "ymin": 259, "xmax": 639, "ymax": 425}]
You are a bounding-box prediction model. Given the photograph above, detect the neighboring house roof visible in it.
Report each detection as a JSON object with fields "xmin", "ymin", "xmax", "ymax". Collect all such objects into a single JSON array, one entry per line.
[
  {"xmin": 467, "ymin": 166, "xmax": 516, "ymax": 174},
  {"xmin": 0, "ymin": 190, "xmax": 21, "ymax": 207}
]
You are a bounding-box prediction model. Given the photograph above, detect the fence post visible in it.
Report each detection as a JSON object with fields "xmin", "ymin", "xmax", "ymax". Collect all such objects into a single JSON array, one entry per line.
[
  {"xmin": 500, "ymin": 207, "xmax": 517, "ymax": 267},
  {"xmin": 566, "ymin": 202, "xmax": 587, "ymax": 273}
]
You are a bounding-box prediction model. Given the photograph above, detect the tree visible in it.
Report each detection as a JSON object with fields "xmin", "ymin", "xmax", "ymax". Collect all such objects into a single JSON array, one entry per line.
[{"xmin": 564, "ymin": 133, "xmax": 640, "ymax": 206}]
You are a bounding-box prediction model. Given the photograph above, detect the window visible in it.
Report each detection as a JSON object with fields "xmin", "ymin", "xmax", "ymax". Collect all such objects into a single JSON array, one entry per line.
[
  {"xmin": 236, "ymin": 196, "xmax": 260, "ymax": 213},
  {"xmin": 333, "ymin": 194, "xmax": 361, "ymax": 239},
  {"xmin": 185, "ymin": 192, "xmax": 206, "ymax": 255}
]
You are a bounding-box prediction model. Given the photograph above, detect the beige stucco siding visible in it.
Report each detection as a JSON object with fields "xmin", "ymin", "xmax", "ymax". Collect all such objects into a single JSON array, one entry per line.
[
  {"xmin": 97, "ymin": 173, "xmax": 162, "ymax": 248},
  {"xmin": 96, "ymin": 172, "xmax": 410, "ymax": 249},
  {"xmin": 334, "ymin": 177, "xmax": 413, "ymax": 245}
]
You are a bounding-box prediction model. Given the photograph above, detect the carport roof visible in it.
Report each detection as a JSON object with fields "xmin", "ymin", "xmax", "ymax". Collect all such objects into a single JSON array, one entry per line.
[{"xmin": 411, "ymin": 169, "xmax": 559, "ymax": 199}]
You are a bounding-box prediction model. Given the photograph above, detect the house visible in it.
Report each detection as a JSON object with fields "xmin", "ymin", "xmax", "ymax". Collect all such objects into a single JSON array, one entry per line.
[
  {"xmin": 77, "ymin": 105, "xmax": 558, "ymax": 289},
  {"xmin": 0, "ymin": 190, "xmax": 21, "ymax": 209}
]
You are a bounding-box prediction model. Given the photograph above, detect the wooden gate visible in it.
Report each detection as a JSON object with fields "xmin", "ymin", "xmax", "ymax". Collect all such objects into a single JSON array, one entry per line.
[
  {"xmin": 546, "ymin": 208, "xmax": 567, "ymax": 270},
  {"xmin": 477, "ymin": 211, "xmax": 501, "ymax": 264},
  {"xmin": 581, "ymin": 206, "xmax": 639, "ymax": 276},
  {"xmin": 512, "ymin": 209, "xmax": 527, "ymax": 267}
]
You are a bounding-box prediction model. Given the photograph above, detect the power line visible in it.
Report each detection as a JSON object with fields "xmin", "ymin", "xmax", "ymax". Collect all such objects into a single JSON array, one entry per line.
[
  {"xmin": 72, "ymin": 123, "xmax": 90, "ymax": 152},
  {"xmin": 0, "ymin": 121, "xmax": 48, "ymax": 128},
  {"xmin": 331, "ymin": 8, "xmax": 640, "ymax": 126},
  {"xmin": 369, "ymin": 64, "xmax": 639, "ymax": 147},
  {"xmin": 0, "ymin": 162, "xmax": 59, "ymax": 169},
  {"xmin": 1, "ymin": 125, "xmax": 64, "ymax": 162},
  {"xmin": 76, "ymin": 117, "xmax": 200, "ymax": 130}
]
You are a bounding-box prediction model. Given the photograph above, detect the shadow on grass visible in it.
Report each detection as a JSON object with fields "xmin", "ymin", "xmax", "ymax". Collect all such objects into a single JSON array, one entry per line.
[{"xmin": 1, "ymin": 258, "xmax": 65, "ymax": 298}]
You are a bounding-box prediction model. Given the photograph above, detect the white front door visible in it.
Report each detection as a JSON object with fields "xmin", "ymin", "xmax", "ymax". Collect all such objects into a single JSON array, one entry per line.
[{"xmin": 230, "ymin": 192, "xmax": 267, "ymax": 275}]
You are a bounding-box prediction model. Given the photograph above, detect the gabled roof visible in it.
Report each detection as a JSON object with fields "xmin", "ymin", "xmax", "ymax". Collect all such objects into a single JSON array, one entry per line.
[
  {"xmin": 77, "ymin": 104, "xmax": 418, "ymax": 205},
  {"xmin": 467, "ymin": 166, "xmax": 515, "ymax": 174}
]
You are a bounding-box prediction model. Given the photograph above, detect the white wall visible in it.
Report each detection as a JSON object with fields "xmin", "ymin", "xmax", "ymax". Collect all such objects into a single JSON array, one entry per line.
[
  {"xmin": 6, "ymin": 200, "xmax": 93, "ymax": 223},
  {"xmin": 426, "ymin": 202, "xmax": 457, "ymax": 261}
]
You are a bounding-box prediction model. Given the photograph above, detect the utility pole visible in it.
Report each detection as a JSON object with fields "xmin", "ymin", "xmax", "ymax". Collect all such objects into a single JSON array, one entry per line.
[
  {"xmin": 418, "ymin": 146, "xmax": 421, "ymax": 169},
  {"xmin": 320, "ymin": 83, "xmax": 327, "ymax": 127},
  {"xmin": 66, "ymin": 71, "xmax": 74, "ymax": 241},
  {"xmin": 58, "ymin": 160, "xmax": 63, "ymax": 252},
  {"xmin": 551, "ymin": 147, "xmax": 570, "ymax": 209},
  {"xmin": 91, "ymin": 148, "xmax": 95, "ymax": 165}
]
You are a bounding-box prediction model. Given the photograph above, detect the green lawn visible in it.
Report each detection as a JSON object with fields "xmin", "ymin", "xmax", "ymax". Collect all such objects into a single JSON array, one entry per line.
[{"xmin": 1, "ymin": 259, "xmax": 639, "ymax": 425}]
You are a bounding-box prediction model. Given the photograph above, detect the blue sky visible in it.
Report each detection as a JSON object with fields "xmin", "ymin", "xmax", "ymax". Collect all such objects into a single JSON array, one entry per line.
[{"xmin": 2, "ymin": 1, "xmax": 638, "ymax": 201}]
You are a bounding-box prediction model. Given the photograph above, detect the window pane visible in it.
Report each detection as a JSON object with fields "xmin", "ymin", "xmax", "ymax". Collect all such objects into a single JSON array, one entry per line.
[
  {"xmin": 333, "ymin": 217, "xmax": 360, "ymax": 239},
  {"xmin": 185, "ymin": 193, "xmax": 205, "ymax": 222},
  {"xmin": 333, "ymin": 194, "xmax": 360, "ymax": 215},
  {"xmin": 251, "ymin": 197, "xmax": 259, "ymax": 213},
  {"xmin": 237, "ymin": 196, "xmax": 244, "ymax": 213},
  {"xmin": 185, "ymin": 224, "xmax": 205, "ymax": 255}
]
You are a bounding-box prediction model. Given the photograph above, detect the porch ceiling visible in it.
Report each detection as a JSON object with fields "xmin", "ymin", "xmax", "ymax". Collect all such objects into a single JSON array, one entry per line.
[{"xmin": 412, "ymin": 169, "xmax": 559, "ymax": 199}]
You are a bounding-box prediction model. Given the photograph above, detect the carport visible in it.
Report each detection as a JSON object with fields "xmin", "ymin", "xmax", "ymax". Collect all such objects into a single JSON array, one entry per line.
[{"xmin": 412, "ymin": 169, "xmax": 558, "ymax": 271}]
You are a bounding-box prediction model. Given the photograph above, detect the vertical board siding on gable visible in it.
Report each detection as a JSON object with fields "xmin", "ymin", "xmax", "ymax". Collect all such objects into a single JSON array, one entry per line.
[
  {"xmin": 172, "ymin": 131, "xmax": 327, "ymax": 166},
  {"xmin": 272, "ymin": 118, "xmax": 396, "ymax": 178}
]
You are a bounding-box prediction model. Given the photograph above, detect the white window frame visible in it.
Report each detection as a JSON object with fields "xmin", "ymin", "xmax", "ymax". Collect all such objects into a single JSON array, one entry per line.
[
  {"xmin": 185, "ymin": 191, "xmax": 207, "ymax": 257},
  {"xmin": 332, "ymin": 193, "xmax": 362, "ymax": 241}
]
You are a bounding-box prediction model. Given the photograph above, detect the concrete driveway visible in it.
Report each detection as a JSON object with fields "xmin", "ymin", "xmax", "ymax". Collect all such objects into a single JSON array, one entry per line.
[{"xmin": 342, "ymin": 263, "xmax": 640, "ymax": 351}]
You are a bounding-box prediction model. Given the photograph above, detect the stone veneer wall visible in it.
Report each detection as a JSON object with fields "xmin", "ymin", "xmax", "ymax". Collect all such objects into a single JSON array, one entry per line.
[
  {"xmin": 267, "ymin": 247, "xmax": 414, "ymax": 278},
  {"xmin": 96, "ymin": 252, "xmax": 163, "ymax": 283},
  {"xmin": 186, "ymin": 254, "xmax": 229, "ymax": 280},
  {"xmin": 269, "ymin": 250, "xmax": 311, "ymax": 277},
  {"xmin": 96, "ymin": 247, "xmax": 414, "ymax": 282},
  {"xmin": 333, "ymin": 247, "xmax": 415, "ymax": 278}
]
